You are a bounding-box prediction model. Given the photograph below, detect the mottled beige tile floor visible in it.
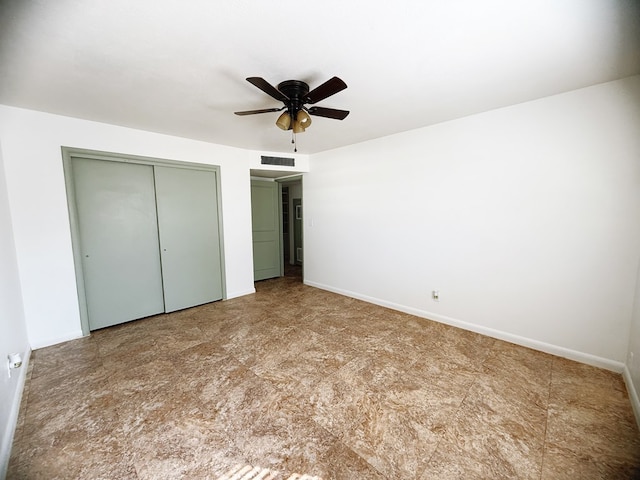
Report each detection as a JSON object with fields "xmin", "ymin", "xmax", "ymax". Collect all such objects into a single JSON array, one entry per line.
[{"xmin": 8, "ymin": 270, "xmax": 640, "ymax": 479}]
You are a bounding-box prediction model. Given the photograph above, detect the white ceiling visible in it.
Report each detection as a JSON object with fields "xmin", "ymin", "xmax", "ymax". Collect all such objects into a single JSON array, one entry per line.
[{"xmin": 1, "ymin": 0, "xmax": 639, "ymax": 155}]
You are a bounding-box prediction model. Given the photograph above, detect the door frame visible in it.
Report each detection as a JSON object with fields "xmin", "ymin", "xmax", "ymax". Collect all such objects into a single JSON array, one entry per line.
[
  {"xmin": 276, "ymin": 175, "xmax": 303, "ymax": 275},
  {"xmin": 62, "ymin": 147, "xmax": 226, "ymax": 336}
]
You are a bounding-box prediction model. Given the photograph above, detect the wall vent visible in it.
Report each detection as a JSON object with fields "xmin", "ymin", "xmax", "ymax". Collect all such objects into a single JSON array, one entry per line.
[{"xmin": 261, "ymin": 156, "xmax": 295, "ymax": 167}]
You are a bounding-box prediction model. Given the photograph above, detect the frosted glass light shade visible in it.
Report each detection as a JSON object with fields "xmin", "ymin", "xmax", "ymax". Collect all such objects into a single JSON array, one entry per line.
[
  {"xmin": 276, "ymin": 112, "xmax": 291, "ymax": 130},
  {"xmin": 297, "ymin": 110, "xmax": 312, "ymax": 129},
  {"xmin": 292, "ymin": 120, "xmax": 305, "ymax": 133}
]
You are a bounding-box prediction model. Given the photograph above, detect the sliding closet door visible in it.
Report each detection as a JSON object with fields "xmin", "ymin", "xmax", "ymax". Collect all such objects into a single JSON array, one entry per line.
[
  {"xmin": 154, "ymin": 166, "xmax": 223, "ymax": 312},
  {"xmin": 72, "ymin": 158, "xmax": 165, "ymax": 330}
]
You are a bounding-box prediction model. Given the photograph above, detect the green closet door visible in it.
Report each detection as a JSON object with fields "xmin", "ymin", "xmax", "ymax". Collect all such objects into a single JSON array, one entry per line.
[
  {"xmin": 154, "ymin": 166, "xmax": 223, "ymax": 312},
  {"xmin": 251, "ymin": 180, "xmax": 281, "ymax": 281},
  {"xmin": 72, "ymin": 158, "xmax": 165, "ymax": 330}
]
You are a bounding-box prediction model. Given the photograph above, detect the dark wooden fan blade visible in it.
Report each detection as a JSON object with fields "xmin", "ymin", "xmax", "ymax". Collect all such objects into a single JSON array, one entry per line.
[
  {"xmin": 234, "ymin": 107, "xmax": 283, "ymax": 116},
  {"xmin": 307, "ymin": 106, "xmax": 350, "ymax": 120},
  {"xmin": 305, "ymin": 77, "xmax": 347, "ymax": 104},
  {"xmin": 246, "ymin": 77, "xmax": 289, "ymax": 102}
]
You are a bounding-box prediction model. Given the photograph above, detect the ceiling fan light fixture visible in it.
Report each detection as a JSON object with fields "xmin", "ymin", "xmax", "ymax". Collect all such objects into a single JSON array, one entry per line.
[
  {"xmin": 297, "ymin": 109, "xmax": 312, "ymax": 129},
  {"xmin": 292, "ymin": 120, "xmax": 305, "ymax": 134},
  {"xmin": 275, "ymin": 111, "xmax": 291, "ymax": 130}
]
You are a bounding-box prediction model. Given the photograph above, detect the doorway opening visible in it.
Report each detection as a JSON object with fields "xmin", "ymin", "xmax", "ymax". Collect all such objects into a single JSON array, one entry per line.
[
  {"xmin": 249, "ymin": 170, "xmax": 303, "ymax": 284},
  {"xmin": 278, "ymin": 177, "xmax": 303, "ymax": 282}
]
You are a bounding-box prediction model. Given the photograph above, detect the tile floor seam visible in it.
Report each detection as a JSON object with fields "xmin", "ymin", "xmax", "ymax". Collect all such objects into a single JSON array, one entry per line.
[
  {"xmin": 410, "ymin": 330, "xmax": 489, "ymax": 476},
  {"xmin": 432, "ymin": 337, "xmax": 511, "ymax": 476},
  {"xmin": 108, "ymin": 368, "xmax": 140, "ymax": 480},
  {"xmin": 449, "ymin": 336, "xmax": 495, "ymax": 414},
  {"xmin": 312, "ymin": 419, "xmax": 391, "ymax": 480},
  {"xmin": 421, "ymin": 435, "xmax": 445, "ymax": 476},
  {"xmin": 429, "ymin": 372, "xmax": 476, "ymax": 473},
  {"xmin": 390, "ymin": 334, "xmax": 476, "ymax": 479}
]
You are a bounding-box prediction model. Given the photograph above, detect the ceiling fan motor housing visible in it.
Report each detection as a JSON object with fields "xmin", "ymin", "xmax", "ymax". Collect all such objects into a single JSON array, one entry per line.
[{"xmin": 277, "ymin": 80, "xmax": 309, "ymax": 116}]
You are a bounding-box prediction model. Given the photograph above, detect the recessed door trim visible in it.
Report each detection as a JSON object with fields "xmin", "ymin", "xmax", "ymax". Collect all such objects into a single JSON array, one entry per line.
[{"xmin": 62, "ymin": 147, "xmax": 227, "ymax": 336}]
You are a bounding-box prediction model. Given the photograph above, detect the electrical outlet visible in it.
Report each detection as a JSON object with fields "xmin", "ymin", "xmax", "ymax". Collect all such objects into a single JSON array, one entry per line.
[
  {"xmin": 7, "ymin": 353, "xmax": 22, "ymax": 378},
  {"xmin": 432, "ymin": 290, "xmax": 440, "ymax": 302},
  {"xmin": 8, "ymin": 353, "xmax": 22, "ymax": 369}
]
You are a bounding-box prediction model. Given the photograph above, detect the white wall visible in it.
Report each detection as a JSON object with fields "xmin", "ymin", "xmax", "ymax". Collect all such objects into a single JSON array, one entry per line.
[
  {"xmin": 0, "ymin": 105, "xmax": 261, "ymax": 348},
  {"xmin": 305, "ymin": 76, "xmax": 640, "ymax": 368},
  {"xmin": 0, "ymin": 139, "xmax": 30, "ymax": 478}
]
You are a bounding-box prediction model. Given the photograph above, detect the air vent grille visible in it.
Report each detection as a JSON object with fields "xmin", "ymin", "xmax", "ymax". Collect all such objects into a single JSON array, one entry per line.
[{"xmin": 261, "ymin": 156, "xmax": 295, "ymax": 167}]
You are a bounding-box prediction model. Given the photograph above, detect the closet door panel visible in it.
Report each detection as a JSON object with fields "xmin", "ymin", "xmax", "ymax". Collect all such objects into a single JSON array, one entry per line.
[
  {"xmin": 154, "ymin": 166, "xmax": 223, "ymax": 312},
  {"xmin": 72, "ymin": 158, "xmax": 165, "ymax": 330},
  {"xmin": 251, "ymin": 180, "xmax": 281, "ymax": 281}
]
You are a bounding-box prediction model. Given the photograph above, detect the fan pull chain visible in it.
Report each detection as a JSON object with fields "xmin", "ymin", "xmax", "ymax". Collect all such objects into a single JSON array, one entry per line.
[{"xmin": 292, "ymin": 131, "xmax": 297, "ymax": 152}]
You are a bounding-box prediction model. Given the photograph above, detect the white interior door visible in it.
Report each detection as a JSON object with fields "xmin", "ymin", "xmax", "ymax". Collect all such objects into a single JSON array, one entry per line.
[
  {"xmin": 72, "ymin": 158, "xmax": 165, "ymax": 330},
  {"xmin": 154, "ymin": 166, "xmax": 223, "ymax": 312}
]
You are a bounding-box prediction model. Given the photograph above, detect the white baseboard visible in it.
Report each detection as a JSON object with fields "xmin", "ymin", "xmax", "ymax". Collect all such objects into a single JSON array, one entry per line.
[
  {"xmin": 623, "ymin": 366, "xmax": 640, "ymax": 429},
  {"xmin": 225, "ymin": 288, "xmax": 256, "ymax": 300},
  {"xmin": 304, "ymin": 280, "xmax": 625, "ymax": 373},
  {"xmin": 0, "ymin": 348, "xmax": 31, "ymax": 480},
  {"xmin": 29, "ymin": 330, "xmax": 84, "ymax": 350}
]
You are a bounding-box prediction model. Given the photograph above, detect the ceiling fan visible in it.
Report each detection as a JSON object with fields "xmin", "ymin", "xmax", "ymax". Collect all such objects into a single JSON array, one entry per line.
[{"xmin": 234, "ymin": 76, "xmax": 349, "ymax": 151}]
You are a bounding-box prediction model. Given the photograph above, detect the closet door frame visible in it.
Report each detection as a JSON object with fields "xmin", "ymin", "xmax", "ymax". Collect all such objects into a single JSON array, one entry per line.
[{"xmin": 62, "ymin": 147, "xmax": 226, "ymax": 336}]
